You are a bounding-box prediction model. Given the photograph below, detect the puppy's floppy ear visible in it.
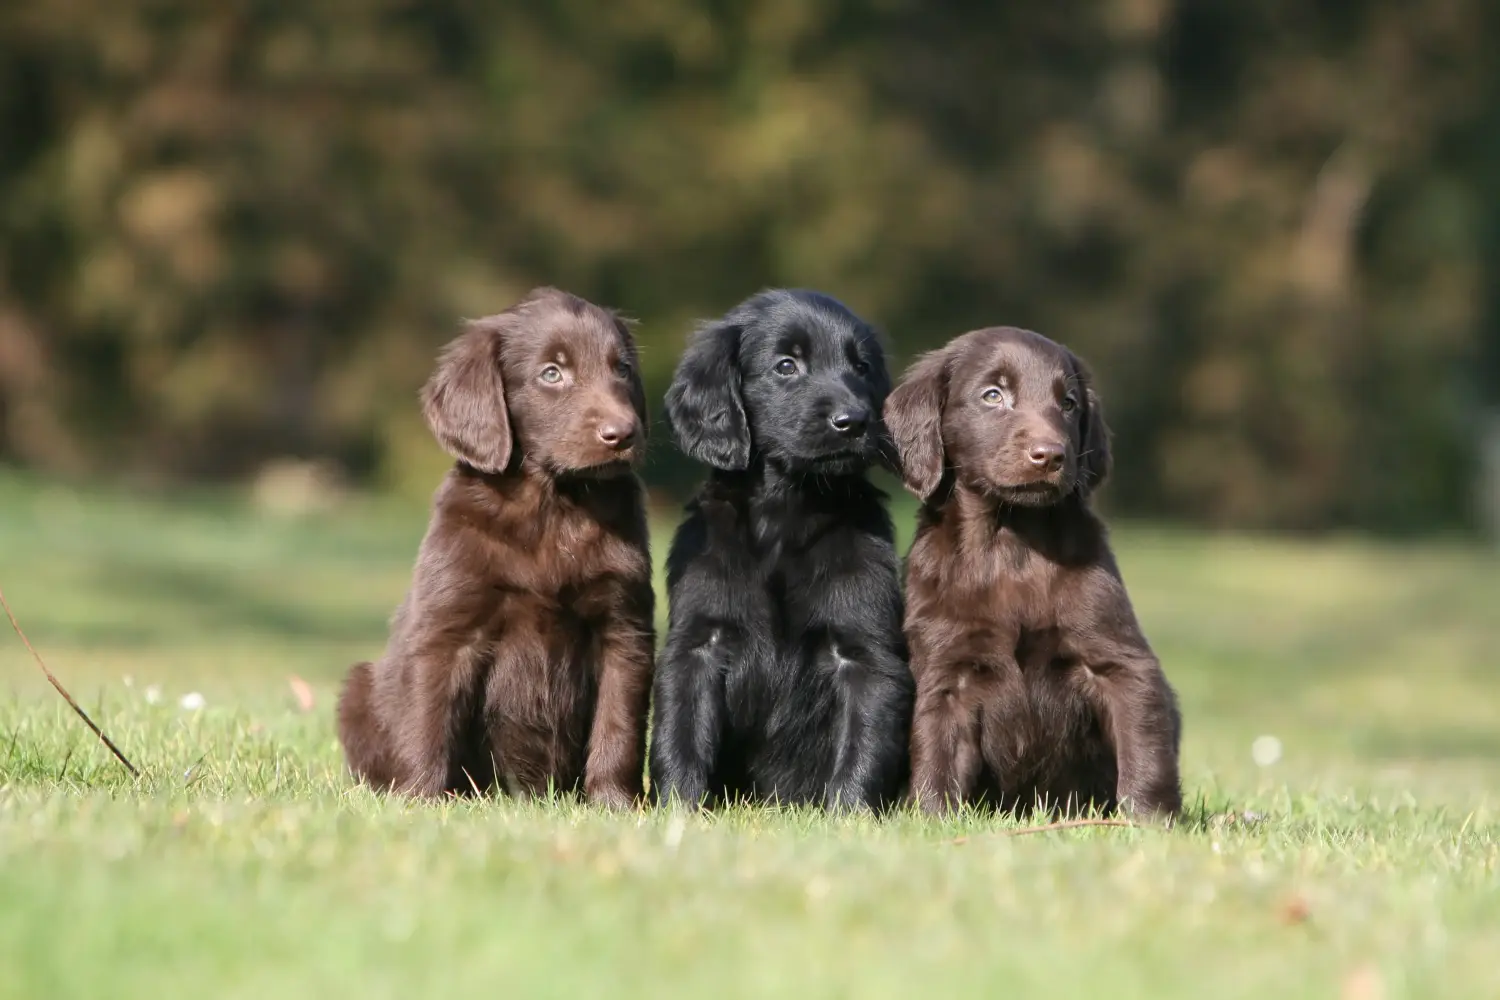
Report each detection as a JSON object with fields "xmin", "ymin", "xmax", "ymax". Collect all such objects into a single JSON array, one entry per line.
[
  {"xmin": 421, "ymin": 318, "xmax": 512, "ymax": 474},
  {"xmin": 614, "ymin": 313, "xmax": 650, "ymax": 441},
  {"xmin": 886, "ymin": 347, "xmax": 950, "ymax": 500},
  {"xmin": 859, "ymin": 327, "xmax": 895, "ymax": 403},
  {"xmin": 1073, "ymin": 360, "xmax": 1112, "ymax": 495},
  {"xmin": 865, "ymin": 341, "xmax": 901, "ymax": 474},
  {"xmin": 665, "ymin": 316, "xmax": 749, "ymax": 470}
]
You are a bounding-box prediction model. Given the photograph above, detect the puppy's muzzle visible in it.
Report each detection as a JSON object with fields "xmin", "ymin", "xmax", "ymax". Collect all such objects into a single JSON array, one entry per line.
[
  {"xmin": 596, "ymin": 419, "xmax": 637, "ymax": 453},
  {"xmin": 829, "ymin": 407, "xmax": 870, "ymax": 438}
]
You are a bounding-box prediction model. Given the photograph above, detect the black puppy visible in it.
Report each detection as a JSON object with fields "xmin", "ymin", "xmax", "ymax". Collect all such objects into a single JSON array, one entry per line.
[{"xmin": 649, "ymin": 289, "xmax": 913, "ymax": 811}]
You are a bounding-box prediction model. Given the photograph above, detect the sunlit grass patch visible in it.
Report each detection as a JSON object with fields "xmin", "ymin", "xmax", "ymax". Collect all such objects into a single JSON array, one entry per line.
[{"xmin": 1, "ymin": 472, "xmax": 1498, "ymax": 999}]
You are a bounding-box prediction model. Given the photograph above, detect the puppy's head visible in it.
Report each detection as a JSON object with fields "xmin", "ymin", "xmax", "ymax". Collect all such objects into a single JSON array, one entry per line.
[
  {"xmin": 665, "ymin": 289, "xmax": 891, "ymax": 474},
  {"xmin": 422, "ymin": 287, "xmax": 647, "ymax": 477},
  {"xmin": 887, "ymin": 327, "xmax": 1110, "ymax": 505}
]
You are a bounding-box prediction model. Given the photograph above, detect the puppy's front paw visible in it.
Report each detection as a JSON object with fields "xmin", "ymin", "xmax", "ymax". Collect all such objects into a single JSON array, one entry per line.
[
  {"xmin": 823, "ymin": 788, "xmax": 875, "ymax": 814},
  {"xmin": 586, "ymin": 781, "xmax": 639, "ymax": 811},
  {"xmin": 1121, "ymin": 795, "xmax": 1180, "ymax": 827},
  {"xmin": 912, "ymin": 786, "xmax": 960, "ymax": 817}
]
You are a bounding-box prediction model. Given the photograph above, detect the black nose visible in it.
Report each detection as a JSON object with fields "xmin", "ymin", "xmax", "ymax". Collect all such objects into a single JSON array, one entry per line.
[
  {"xmin": 597, "ymin": 421, "xmax": 636, "ymax": 451},
  {"xmin": 1027, "ymin": 441, "xmax": 1065, "ymax": 472},
  {"xmin": 829, "ymin": 409, "xmax": 869, "ymax": 436}
]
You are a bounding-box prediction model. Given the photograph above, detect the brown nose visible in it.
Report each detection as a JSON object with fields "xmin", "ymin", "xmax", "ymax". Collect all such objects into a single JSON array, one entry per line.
[
  {"xmin": 597, "ymin": 420, "xmax": 636, "ymax": 451},
  {"xmin": 1027, "ymin": 441, "xmax": 1065, "ymax": 472}
]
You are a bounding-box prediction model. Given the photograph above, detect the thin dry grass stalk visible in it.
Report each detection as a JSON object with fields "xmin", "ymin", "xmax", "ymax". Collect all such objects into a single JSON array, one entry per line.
[
  {"xmin": 952, "ymin": 817, "xmax": 1137, "ymax": 844},
  {"xmin": 0, "ymin": 585, "xmax": 139, "ymax": 777}
]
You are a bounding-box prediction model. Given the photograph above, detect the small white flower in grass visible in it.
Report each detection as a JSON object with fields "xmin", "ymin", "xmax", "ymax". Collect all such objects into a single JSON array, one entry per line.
[
  {"xmin": 1251, "ymin": 735, "xmax": 1282, "ymax": 767},
  {"xmin": 180, "ymin": 691, "xmax": 206, "ymax": 711},
  {"xmin": 144, "ymin": 685, "xmax": 162, "ymax": 705},
  {"xmin": 383, "ymin": 908, "xmax": 416, "ymax": 943},
  {"xmin": 663, "ymin": 814, "xmax": 687, "ymax": 851},
  {"xmin": 123, "ymin": 675, "xmax": 134, "ymax": 688}
]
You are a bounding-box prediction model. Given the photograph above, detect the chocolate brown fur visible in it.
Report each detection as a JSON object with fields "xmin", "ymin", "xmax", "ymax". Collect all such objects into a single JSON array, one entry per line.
[
  {"xmin": 336, "ymin": 287, "xmax": 655, "ymax": 807},
  {"xmin": 888, "ymin": 327, "xmax": 1182, "ymax": 818}
]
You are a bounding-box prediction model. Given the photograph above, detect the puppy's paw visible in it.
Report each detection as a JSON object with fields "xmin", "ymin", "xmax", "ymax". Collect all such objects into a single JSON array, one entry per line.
[
  {"xmin": 822, "ymin": 789, "xmax": 875, "ymax": 815},
  {"xmin": 586, "ymin": 781, "xmax": 639, "ymax": 811},
  {"xmin": 1121, "ymin": 796, "xmax": 1181, "ymax": 828},
  {"xmin": 912, "ymin": 788, "xmax": 961, "ymax": 818}
]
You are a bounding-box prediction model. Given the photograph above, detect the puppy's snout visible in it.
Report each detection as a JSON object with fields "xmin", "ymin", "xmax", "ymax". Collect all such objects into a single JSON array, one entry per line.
[
  {"xmin": 1027, "ymin": 440, "xmax": 1066, "ymax": 473},
  {"xmin": 829, "ymin": 407, "xmax": 870, "ymax": 437},
  {"xmin": 596, "ymin": 419, "xmax": 637, "ymax": 452}
]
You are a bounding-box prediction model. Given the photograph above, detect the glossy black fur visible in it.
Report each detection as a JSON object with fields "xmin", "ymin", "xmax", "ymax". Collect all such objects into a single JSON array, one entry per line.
[{"xmin": 649, "ymin": 289, "xmax": 913, "ymax": 810}]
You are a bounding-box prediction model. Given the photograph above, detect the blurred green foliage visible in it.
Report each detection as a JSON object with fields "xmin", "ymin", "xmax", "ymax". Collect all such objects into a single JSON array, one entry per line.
[{"xmin": 1, "ymin": 0, "xmax": 1497, "ymax": 530}]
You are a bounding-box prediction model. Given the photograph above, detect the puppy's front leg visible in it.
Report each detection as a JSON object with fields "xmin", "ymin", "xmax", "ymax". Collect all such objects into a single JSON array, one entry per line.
[
  {"xmin": 648, "ymin": 618, "xmax": 735, "ymax": 808},
  {"xmin": 387, "ymin": 639, "xmax": 489, "ymax": 798},
  {"xmin": 823, "ymin": 639, "xmax": 913, "ymax": 811},
  {"xmin": 1098, "ymin": 656, "xmax": 1182, "ymax": 819},
  {"xmin": 584, "ymin": 586, "xmax": 656, "ymax": 809},
  {"xmin": 908, "ymin": 658, "xmax": 984, "ymax": 815},
  {"xmin": 1067, "ymin": 572, "xmax": 1183, "ymax": 819}
]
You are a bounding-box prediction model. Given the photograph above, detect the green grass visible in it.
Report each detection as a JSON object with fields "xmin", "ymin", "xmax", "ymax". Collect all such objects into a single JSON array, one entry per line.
[{"xmin": 1, "ymin": 469, "xmax": 1498, "ymax": 999}]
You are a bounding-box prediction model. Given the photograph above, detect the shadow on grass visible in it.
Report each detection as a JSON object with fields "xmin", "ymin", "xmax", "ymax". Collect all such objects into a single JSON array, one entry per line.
[
  {"xmin": 1354, "ymin": 727, "xmax": 1500, "ymax": 763},
  {"xmin": 47, "ymin": 558, "xmax": 395, "ymax": 647}
]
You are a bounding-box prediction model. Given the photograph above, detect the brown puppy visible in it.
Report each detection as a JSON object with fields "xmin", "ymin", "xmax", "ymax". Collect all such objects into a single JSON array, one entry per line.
[
  {"xmin": 887, "ymin": 327, "xmax": 1182, "ymax": 819},
  {"xmin": 336, "ymin": 287, "xmax": 655, "ymax": 808}
]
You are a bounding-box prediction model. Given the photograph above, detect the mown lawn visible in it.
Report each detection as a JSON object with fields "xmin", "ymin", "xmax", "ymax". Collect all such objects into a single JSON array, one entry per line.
[{"xmin": 1, "ymin": 470, "xmax": 1497, "ymax": 999}]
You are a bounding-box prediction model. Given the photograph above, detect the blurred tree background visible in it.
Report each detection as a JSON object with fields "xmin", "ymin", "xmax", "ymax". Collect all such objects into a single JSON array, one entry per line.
[{"xmin": 1, "ymin": 0, "xmax": 1496, "ymax": 532}]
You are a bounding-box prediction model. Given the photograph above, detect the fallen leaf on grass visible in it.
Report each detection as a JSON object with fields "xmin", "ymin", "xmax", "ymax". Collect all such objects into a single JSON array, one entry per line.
[
  {"xmin": 289, "ymin": 675, "xmax": 315, "ymax": 713},
  {"xmin": 1342, "ymin": 964, "xmax": 1384, "ymax": 1000},
  {"xmin": 1278, "ymin": 894, "xmax": 1311, "ymax": 925}
]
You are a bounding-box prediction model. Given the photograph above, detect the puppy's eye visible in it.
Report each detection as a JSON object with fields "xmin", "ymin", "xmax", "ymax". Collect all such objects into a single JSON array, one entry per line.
[
  {"xmin": 775, "ymin": 358, "xmax": 799, "ymax": 376},
  {"xmin": 853, "ymin": 360, "xmax": 870, "ymax": 376},
  {"xmin": 614, "ymin": 359, "xmax": 631, "ymax": 379},
  {"xmin": 1061, "ymin": 394, "xmax": 1078, "ymax": 414},
  {"xmin": 540, "ymin": 365, "xmax": 564, "ymax": 384},
  {"xmin": 981, "ymin": 387, "xmax": 1006, "ymax": 406}
]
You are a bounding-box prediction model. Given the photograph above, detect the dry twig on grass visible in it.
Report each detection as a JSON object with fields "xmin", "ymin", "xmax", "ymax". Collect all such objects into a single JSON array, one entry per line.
[
  {"xmin": 0, "ymin": 585, "xmax": 140, "ymax": 777},
  {"xmin": 951, "ymin": 817, "xmax": 1136, "ymax": 844},
  {"xmin": 1004, "ymin": 817, "xmax": 1136, "ymax": 836}
]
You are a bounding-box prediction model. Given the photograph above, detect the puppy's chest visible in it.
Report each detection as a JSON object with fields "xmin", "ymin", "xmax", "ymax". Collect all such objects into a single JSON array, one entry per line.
[
  {"xmin": 922, "ymin": 534, "xmax": 1058, "ymax": 608},
  {"xmin": 746, "ymin": 533, "xmax": 871, "ymax": 612},
  {"xmin": 912, "ymin": 542, "xmax": 1077, "ymax": 671},
  {"xmin": 490, "ymin": 509, "xmax": 648, "ymax": 603}
]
